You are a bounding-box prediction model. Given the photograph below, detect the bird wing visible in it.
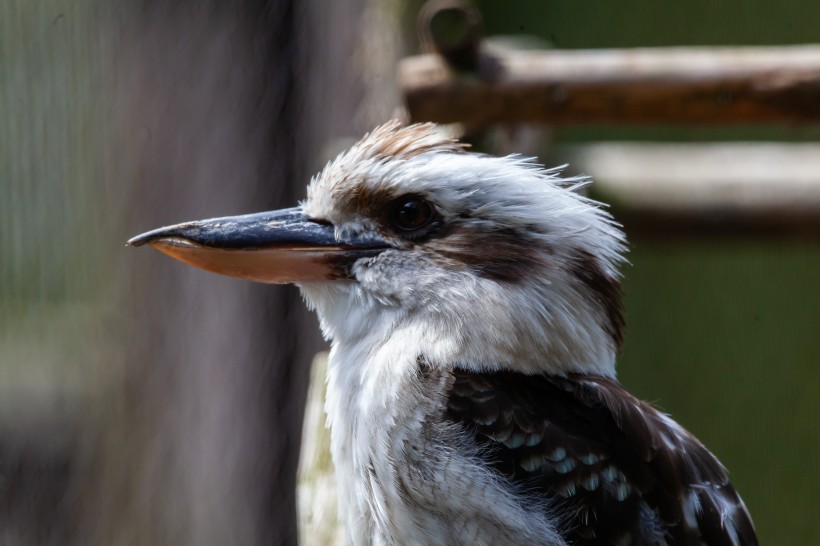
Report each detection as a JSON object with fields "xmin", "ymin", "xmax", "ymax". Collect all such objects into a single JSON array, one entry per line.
[{"xmin": 444, "ymin": 369, "xmax": 758, "ymax": 546}]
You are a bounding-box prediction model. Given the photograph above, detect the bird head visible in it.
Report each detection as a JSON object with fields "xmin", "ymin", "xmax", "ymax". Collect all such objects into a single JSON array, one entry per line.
[{"xmin": 129, "ymin": 121, "xmax": 627, "ymax": 376}]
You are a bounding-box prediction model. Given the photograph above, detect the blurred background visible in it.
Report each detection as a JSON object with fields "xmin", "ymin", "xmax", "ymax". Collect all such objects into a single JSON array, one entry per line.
[{"xmin": 1, "ymin": 0, "xmax": 818, "ymax": 544}]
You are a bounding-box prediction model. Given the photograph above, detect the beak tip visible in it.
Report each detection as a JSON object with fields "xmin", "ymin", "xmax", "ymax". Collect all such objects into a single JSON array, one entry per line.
[
  {"xmin": 127, "ymin": 225, "xmax": 184, "ymax": 248},
  {"xmin": 126, "ymin": 233, "xmax": 151, "ymax": 247}
]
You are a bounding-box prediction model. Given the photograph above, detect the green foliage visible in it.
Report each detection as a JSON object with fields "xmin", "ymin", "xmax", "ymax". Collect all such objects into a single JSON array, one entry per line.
[{"xmin": 621, "ymin": 243, "xmax": 820, "ymax": 544}]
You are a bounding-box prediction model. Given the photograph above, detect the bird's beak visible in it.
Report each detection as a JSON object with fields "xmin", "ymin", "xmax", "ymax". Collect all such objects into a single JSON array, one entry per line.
[{"xmin": 127, "ymin": 207, "xmax": 390, "ymax": 284}]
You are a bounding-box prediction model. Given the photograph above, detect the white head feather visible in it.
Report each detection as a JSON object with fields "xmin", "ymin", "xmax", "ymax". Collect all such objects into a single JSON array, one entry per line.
[{"xmin": 299, "ymin": 121, "xmax": 627, "ymax": 378}]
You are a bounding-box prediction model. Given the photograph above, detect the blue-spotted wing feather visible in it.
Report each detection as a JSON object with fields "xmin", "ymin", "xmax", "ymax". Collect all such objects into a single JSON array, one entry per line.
[{"xmin": 444, "ymin": 370, "xmax": 758, "ymax": 546}]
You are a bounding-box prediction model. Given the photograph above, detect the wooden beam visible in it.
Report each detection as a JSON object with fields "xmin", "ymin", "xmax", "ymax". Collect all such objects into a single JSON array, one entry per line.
[
  {"xmin": 562, "ymin": 142, "xmax": 820, "ymax": 239},
  {"xmin": 400, "ymin": 46, "xmax": 820, "ymax": 125}
]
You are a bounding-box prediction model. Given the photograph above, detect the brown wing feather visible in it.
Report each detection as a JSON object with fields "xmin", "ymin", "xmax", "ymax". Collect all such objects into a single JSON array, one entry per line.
[{"xmin": 444, "ymin": 369, "xmax": 758, "ymax": 546}]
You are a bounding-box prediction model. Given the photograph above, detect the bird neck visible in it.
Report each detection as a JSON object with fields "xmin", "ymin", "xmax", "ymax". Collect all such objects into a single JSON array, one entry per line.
[{"xmin": 300, "ymin": 279, "xmax": 619, "ymax": 379}]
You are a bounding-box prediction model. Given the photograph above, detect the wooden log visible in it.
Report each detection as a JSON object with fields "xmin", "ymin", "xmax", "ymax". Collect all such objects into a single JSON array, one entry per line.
[
  {"xmin": 400, "ymin": 46, "xmax": 820, "ymax": 125},
  {"xmin": 563, "ymin": 142, "xmax": 820, "ymax": 239}
]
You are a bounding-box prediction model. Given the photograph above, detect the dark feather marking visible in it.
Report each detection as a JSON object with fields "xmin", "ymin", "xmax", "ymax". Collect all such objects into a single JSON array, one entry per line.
[
  {"xmin": 332, "ymin": 182, "xmax": 402, "ymax": 222},
  {"xmin": 569, "ymin": 250, "xmax": 625, "ymax": 351},
  {"xmin": 443, "ymin": 369, "xmax": 758, "ymax": 546},
  {"xmin": 427, "ymin": 223, "xmax": 546, "ymax": 283}
]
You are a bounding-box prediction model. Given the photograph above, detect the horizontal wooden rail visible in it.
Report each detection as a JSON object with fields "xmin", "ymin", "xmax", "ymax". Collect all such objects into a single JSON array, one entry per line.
[
  {"xmin": 400, "ymin": 46, "xmax": 820, "ymax": 126},
  {"xmin": 562, "ymin": 142, "xmax": 820, "ymax": 239}
]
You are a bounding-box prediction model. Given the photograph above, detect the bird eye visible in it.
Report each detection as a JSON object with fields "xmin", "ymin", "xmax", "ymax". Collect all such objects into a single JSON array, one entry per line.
[{"xmin": 392, "ymin": 197, "xmax": 435, "ymax": 233}]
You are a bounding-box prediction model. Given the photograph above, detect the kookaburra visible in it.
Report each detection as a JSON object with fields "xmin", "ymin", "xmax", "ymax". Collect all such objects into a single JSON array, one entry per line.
[{"xmin": 130, "ymin": 121, "xmax": 758, "ymax": 545}]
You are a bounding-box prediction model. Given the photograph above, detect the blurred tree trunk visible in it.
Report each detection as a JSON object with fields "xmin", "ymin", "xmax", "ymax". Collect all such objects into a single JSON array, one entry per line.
[
  {"xmin": 1, "ymin": 0, "xmax": 395, "ymax": 544},
  {"xmin": 92, "ymin": 2, "xmax": 309, "ymax": 544}
]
